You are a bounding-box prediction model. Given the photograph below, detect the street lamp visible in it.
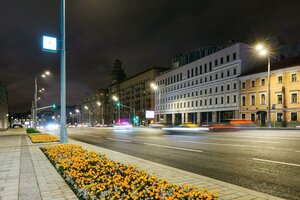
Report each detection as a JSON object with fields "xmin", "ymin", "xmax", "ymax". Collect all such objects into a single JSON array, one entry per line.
[
  {"xmin": 97, "ymin": 101, "xmax": 104, "ymax": 125},
  {"xmin": 33, "ymin": 70, "xmax": 51, "ymax": 130},
  {"xmin": 84, "ymin": 106, "xmax": 91, "ymax": 125},
  {"xmin": 112, "ymin": 96, "xmax": 120, "ymax": 123},
  {"xmin": 255, "ymin": 43, "xmax": 271, "ymax": 128},
  {"xmin": 150, "ymin": 83, "xmax": 161, "ymax": 122}
]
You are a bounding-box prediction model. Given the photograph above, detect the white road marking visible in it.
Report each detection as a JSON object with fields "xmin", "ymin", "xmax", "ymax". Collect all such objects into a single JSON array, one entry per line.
[
  {"xmin": 106, "ymin": 138, "xmax": 132, "ymax": 143},
  {"xmin": 180, "ymin": 140, "xmax": 248, "ymax": 147},
  {"xmin": 223, "ymin": 135, "xmax": 300, "ymax": 140},
  {"xmin": 210, "ymin": 138, "xmax": 280, "ymax": 144},
  {"xmin": 179, "ymin": 140, "xmax": 300, "ymax": 152},
  {"xmin": 135, "ymin": 136, "xmax": 162, "ymax": 140},
  {"xmin": 295, "ymin": 151, "xmax": 300, "ymax": 153},
  {"xmin": 143, "ymin": 143, "xmax": 203, "ymax": 153},
  {"xmin": 252, "ymin": 158, "xmax": 300, "ymax": 167}
]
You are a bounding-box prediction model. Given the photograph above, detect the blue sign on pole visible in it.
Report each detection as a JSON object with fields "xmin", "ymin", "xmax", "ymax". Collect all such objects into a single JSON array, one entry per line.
[{"xmin": 42, "ymin": 36, "xmax": 57, "ymax": 53}]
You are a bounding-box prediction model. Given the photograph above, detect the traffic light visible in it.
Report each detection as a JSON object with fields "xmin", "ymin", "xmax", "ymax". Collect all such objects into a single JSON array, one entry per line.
[
  {"xmin": 52, "ymin": 104, "xmax": 57, "ymax": 109},
  {"xmin": 133, "ymin": 116, "xmax": 139, "ymax": 124},
  {"xmin": 116, "ymin": 102, "xmax": 120, "ymax": 107}
]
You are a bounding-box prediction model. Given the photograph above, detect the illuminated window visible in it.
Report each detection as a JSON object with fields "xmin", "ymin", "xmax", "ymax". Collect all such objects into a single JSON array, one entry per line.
[
  {"xmin": 291, "ymin": 113, "xmax": 297, "ymax": 121},
  {"xmin": 277, "ymin": 113, "xmax": 283, "ymax": 121},
  {"xmin": 291, "ymin": 74, "xmax": 297, "ymax": 82},
  {"xmin": 261, "ymin": 94, "xmax": 266, "ymax": 105},
  {"xmin": 261, "ymin": 78, "xmax": 265, "ymax": 86},
  {"xmin": 277, "ymin": 94, "xmax": 283, "ymax": 104},
  {"xmin": 291, "ymin": 93, "xmax": 297, "ymax": 103}
]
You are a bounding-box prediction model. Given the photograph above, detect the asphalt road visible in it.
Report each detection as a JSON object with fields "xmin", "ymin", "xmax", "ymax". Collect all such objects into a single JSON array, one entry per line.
[{"xmin": 60, "ymin": 127, "xmax": 300, "ymax": 200}]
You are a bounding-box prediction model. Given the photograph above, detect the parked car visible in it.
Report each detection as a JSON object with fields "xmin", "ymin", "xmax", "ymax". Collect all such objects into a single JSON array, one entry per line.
[{"xmin": 12, "ymin": 123, "xmax": 23, "ymax": 128}]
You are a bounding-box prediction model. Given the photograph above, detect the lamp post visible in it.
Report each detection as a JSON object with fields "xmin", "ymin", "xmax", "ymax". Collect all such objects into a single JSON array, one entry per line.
[
  {"xmin": 255, "ymin": 44, "xmax": 271, "ymax": 128},
  {"xmin": 84, "ymin": 106, "xmax": 91, "ymax": 125},
  {"xmin": 33, "ymin": 71, "xmax": 51, "ymax": 130},
  {"xmin": 97, "ymin": 101, "xmax": 104, "ymax": 125},
  {"xmin": 150, "ymin": 83, "xmax": 161, "ymax": 122},
  {"xmin": 112, "ymin": 96, "xmax": 120, "ymax": 123}
]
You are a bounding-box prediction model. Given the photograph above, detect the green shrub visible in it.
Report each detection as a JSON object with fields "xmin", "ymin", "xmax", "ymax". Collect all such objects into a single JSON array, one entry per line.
[{"xmin": 26, "ymin": 128, "xmax": 40, "ymax": 134}]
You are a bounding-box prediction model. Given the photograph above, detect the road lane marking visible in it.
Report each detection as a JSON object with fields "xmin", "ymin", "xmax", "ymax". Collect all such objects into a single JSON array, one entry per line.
[
  {"xmin": 143, "ymin": 143, "xmax": 203, "ymax": 153},
  {"xmin": 210, "ymin": 138, "xmax": 281, "ymax": 144},
  {"xmin": 223, "ymin": 135, "xmax": 300, "ymax": 140},
  {"xmin": 296, "ymin": 151, "xmax": 300, "ymax": 153},
  {"xmin": 180, "ymin": 140, "xmax": 300, "ymax": 152},
  {"xmin": 135, "ymin": 136, "xmax": 162, "ymax": 140},
  {"xmin": 180, "ymin": 140, "xmax": 248, "ymax": 147},
  {"xmin": 252, "ymin": 158, "xmax": 300, "ymax": 167},
  {"xmin": 106, "ymin": 138, "xmax": 132, "ymax": 143}
]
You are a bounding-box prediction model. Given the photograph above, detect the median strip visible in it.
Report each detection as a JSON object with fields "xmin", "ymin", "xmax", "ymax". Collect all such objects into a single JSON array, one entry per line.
[
  {"xmin": 144, "ymin": 143, "xmax": 203, "ymax": 153},
  {"xmin": 252, "ymin": 158, "xmax": 300, "ymax": 167}
]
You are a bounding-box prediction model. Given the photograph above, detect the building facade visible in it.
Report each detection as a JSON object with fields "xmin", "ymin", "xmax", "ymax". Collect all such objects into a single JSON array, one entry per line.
[
  {"xmin": 82, "ymin": 89, "xmax": 109, "ymax": 126},
  {"xmin": 109, "ymin": 67, "xmax": 168, "ymax": 125},
  {"xmin": 0, "ymin": 83, "xmax": 8, "ymax": 129},
  {"xmin": 239, "ymin": 60, "xmax": 300, "ymax": 127},
  {"xmin": 154, "ymin": 43, "xmax": 256, "ymax": 125}
]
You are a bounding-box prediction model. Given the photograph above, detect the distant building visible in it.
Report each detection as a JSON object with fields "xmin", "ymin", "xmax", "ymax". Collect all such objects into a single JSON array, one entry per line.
[
  {"xmin": 82, "ymin": 89, "xmax": 109, "ymax": 126},
  {"xmin": 154, "ymin": 43, "xmax": 256, "ymax": 125},
  {"xmin": 239, "ymin": 57, "xmax": 300, "ymax": 127},
  {"xmin": 110, "ymin": 59, "xmax": 126, "ymax": 85},
  {"xmin": 0, "ymin": 82, "xmax": 8, "ymax": 129},
  {"xmin": 109, "ymin": 67, "xmax": 168, "ymax": 125},
  {"xmin": 172, "ymin": 40, "xmax": 237, "ymax": 68}
]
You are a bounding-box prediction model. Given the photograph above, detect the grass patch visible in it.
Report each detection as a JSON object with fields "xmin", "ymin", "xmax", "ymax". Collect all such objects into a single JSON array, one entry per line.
[{"xmin": 26, "ymin": 128, "xmax": 41, "ymax": 134}]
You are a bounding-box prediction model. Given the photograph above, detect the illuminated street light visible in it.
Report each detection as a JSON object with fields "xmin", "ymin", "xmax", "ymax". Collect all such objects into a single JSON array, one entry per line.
[
  {"xmin": 84, "ymin": 105, "xmax": 88, "ymax": 110},
  {"xmin": 150, "ymin": 82, "xmax": 161, "ymax": 122},
  {"xmin": 255, "ymin": 43, "xmax": 271, "ymax": 128}
]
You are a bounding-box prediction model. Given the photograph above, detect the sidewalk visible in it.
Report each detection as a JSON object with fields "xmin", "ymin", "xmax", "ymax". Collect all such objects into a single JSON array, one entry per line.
[{"xmin": 0, "ymin": 129, "xmax": 284, "ymax": 200}]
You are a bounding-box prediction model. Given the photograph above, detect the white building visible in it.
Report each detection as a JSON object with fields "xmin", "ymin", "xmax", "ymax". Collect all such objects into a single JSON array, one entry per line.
[{"xmin": 154, "ymin": 43, "xmax": 255, "ymax": 125}]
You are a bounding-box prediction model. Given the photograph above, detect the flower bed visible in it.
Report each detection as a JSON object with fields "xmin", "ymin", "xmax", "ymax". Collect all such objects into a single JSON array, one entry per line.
[
  {"xmin": 41, "ymin": 144, "xmax": 217, "ymax": 200},
  {"xmin": 29, "ymin": 134, "xmax": 59, "ymax": 143}
]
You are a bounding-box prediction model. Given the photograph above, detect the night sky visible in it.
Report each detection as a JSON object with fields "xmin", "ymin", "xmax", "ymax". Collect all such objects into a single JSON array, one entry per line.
[{"xmin": 1, "ymin": 0, "xmax": 300, "ymax": 113}]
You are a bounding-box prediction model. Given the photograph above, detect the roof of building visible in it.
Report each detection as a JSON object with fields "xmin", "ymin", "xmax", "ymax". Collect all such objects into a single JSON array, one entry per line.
[
  {"xmin": 110, "ymin": 66, "xmax": 169, "ymax": 86},
  {"xmin": 241, "ymin": 56, "xmax": 300, "ymax": 77}
]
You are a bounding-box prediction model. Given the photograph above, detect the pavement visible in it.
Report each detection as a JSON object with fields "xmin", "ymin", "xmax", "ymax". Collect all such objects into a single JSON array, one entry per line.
[{"xmin": 0, "ymin": 128, "xmax": 285, "ymax": 200}]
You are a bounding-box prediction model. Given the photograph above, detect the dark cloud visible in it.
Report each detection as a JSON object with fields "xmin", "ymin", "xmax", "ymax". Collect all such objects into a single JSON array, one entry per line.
[{"xmin": 1, "ymin": 0, "xmax": 300, "ymax": 112}]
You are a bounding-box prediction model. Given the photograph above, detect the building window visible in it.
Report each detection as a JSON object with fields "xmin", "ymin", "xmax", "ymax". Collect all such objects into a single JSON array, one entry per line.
[
  {"xmin": 251, "ymin": 95, "xmax": 255, "ymax": 106},
  {"xmin": 291, "ymin": 93, "xmax": 298, "ymax": 103},
  {"xmin": 277, "ymin": 94, "xmax": 283, "ymax": 104},
  {"xmin": 226, "ymin": 55, "xmax": 230, "ymax": 62},
  {"xmin": 227, "ymin": 96, "xmax": 230, "ymax": 104},
  {"xmin": 278, "ymin": 76, "xmax": 282, "ymax": 83},
  {"xmin": 205, "ymin": 77, "xmax": 207, "ymax": 82},
  {"xmin": 200, "ymin": 66, "xmax": 202, "ymax": 74},
  {"xmin": 215, "ymin": 74, "xmax": 218, "ymax": 80},
  {"xmin": 195, "ymin": 67, "xmax": 198, "ymax": 76},
  {"xmin": 210, "ymin": 88, "xmax": 212, "ymax": 93},
  {"xmin": 221, "ymin": 86, "xmax": 224, "ymax": 91},
  {"xmin": 215, "ymin": 59, "xmax": 218, "ymax": 66},
  {"xmin": 209, "ymin": 62, "xmax": 212, "ymax": 71},
  {"xmin": 233, "ymin": 83, "xmax": 237, "ymax": 89},
  {"xmin": 233, "ymin": 95, "xmax": 236, "ymax": 103},
  {"xmin": 227, "ymin": 71, "xmax": 230, "ymax": 76},
  {"xmin": 215, "ymin": 98, "xmax": 218, "ymax": 104},
  {"xmin": 291, "ymin": 73, "xmax": 297, "ymax": 82},
  {"xmin": 221, "ymin": 97, "xmax": 224, "ymax": 104},
  {"xmin": 200, "ymin": 100, "xmax": 202, "ymax": 106},
  {"xmin": 261, "ymin": 78, "xmax": 265, "ymax": 86},
  {"xmin": 187, "ymin": 102, "xmax": 190, "ymax": 108},
  {"xmin": 242, "ymin": 114, "xmax": 246, "ymax": 119},
  {"xmin": 233, "ymin": 69, "xmax": 237, "ymax": 75},
  {"xmin": 205, "ymin": 89, "xmax": 207, "ymax": 94},
  {"xmin": 251, "ymin": 114, "xmax": 255, "ymax": 121},
  {"xmin": 210, "ymin": 76, "xmax": 212, "ymax": 81},
  {"xmin": 242, "ymin": 96, "xmax": 246, "ymax": 106},
  {"xmin": 215, "ymin": 87, "xmax": 218, "ymax": 93},
  {"xmin": 221, "ymin": 72, "xmax": 224, "ymax": 78},
  {"xmin": 233, "ymin": 53, "xmax": 237, "ymax": 60},
  {"xmin": 277, "ymin": 113, "xmax": 283, "ymax": 121},
  {"xmin": 209, "ymin": 98, "xmax": 212, "ymax": 105},
  {"xmin": 291, "ymin": 113, "xmax": 298, "ymax": 121},
  {"xmin": 220, "ymin": 57, "xmax": 223, "ymax": 64},
  {"xmin": 261, "ymin": 94, "xmax": 266, "ymax": 105},
  {"xmin": 241, "ymin": 81, "xmax": 246, "ymax": 89},
  {"xmin": 204, "ymin": 64, "xmax": 207, "ymax": 73},
  {"xmin": 251, "ymin": 80, "xmax": 255, "ymax": 87},
  {"xmin": 205, "ymin": 99, "xmax": 207, "ymax": 106},
  {"xmin": 227, "ymin": 84, "xmax": 230, "ymax": 90}
]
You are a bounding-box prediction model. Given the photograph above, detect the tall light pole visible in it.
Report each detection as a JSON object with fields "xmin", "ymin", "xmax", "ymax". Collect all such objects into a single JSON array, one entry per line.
[
  {"xmin": 150, "ymin": 83, "xmax": 161, "ymax": 122},
  {"xmin": 60, "ymin": 0, "xmax": 67, "ymax": 143},
  {"xmin": 84, "ymin": 106, "xmax": 91, "ymax": 125},
  {"xmin": 255, "ymin": 44, "xmax": 271, "ymax": 128},
  {"xmin": 75, "ymin": 109, "xmax": 80, "ymax": 124},
  {"xmin": 33, "ymin": 71, "xmax": 51, "ymax": 130},
  {"xmin": 112, "ymin": 96, "xmax": 120, "ymax": 123},
  {"xmin": 97, "ymin": 101, "xmax": 104, "ymax": 125}
]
